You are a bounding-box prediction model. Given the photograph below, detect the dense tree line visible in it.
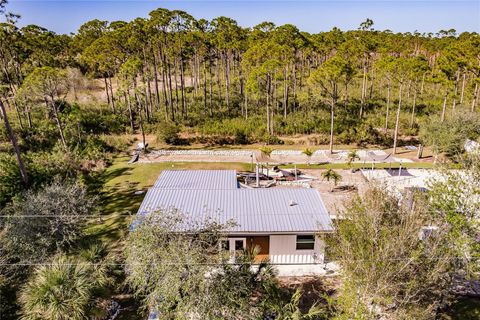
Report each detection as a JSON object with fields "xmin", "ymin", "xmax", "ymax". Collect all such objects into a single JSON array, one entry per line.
[{"xmin": 1, "ymin": 4, "xmax": 479, "ymax": 156}]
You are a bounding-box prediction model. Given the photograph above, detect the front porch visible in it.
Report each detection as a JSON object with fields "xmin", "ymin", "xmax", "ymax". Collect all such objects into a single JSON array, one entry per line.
[{"xmin": 225, "ymin": 234, "xmax": 328, "ymax": 277}]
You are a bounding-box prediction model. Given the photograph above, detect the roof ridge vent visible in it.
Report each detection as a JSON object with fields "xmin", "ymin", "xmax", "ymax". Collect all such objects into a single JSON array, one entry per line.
[{"xmin": 289, "ymin": 200, "xmax": 298, "ymax": 206}]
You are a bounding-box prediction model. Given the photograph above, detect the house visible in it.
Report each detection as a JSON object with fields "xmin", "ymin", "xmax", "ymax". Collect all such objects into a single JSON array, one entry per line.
[{"xmin": 136, "ymin": 170, "xmax": 334, "ymax": 276}]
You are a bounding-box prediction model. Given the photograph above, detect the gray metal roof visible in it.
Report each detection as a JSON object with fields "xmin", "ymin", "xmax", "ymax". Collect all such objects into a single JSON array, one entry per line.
[
  {"xmin": 153, "ymin": 170, "xmax": 239, "ymax": 189},
  {"xmin": 137, "ymin": 188, "xmax": 333, "ymax": 233}
]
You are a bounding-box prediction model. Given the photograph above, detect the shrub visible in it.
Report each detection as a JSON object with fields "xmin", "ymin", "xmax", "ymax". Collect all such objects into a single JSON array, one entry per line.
[
  {"xmin": 77, "ymin": 108, "xmax": 129, "ymax": 135},
  {"xmin": 156, "ymin": 122, "xmax": 182, "ymax": 145},
  {"xmin": 419, "ymin": 112, "xmax": 480, "ymax": 157},
  {"xmin": 1, "ymin": 179, "xmax": 96, "ymax": 261},
  {"xmin": 98, "ymin": 134, "xmax": 133, "ymax": 152},
  {"xmin": 233, "ymin": 129, "xmax": 250, "ymax": 145},
  {"xmin": 19, "ymin": 122, "xmax": 59, "ymax": 152},
  {"xmin": 262, "ymin": 134, "xmax": 283, "ymax": 145},
  {"xmin": 77, "ymin": 136, "xmax": 111, "ymax": 161}
]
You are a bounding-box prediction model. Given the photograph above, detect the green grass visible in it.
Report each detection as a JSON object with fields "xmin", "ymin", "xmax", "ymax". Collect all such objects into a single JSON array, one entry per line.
[{"xmin": 104, "ymin": 157, "xmax": 250, "ymax": 189}]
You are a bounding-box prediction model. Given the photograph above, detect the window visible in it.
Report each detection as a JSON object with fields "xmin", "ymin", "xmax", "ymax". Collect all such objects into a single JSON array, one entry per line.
[
  {"xmin": 235, "ymin": 240, "xmax": 244, "ymax": 251},
  {"xmin": 220, "ymin": 240, "xmax": 230, "ymax": 251},
  {"xmin": 296, "ymin": 235, "xmax": 315, "ymax": 250}
]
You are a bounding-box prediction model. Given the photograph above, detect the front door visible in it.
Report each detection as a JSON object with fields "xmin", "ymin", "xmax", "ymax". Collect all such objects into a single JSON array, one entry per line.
[{"xmin": 219, "ymin": 238, "xmax": 247, "ymax": 262}]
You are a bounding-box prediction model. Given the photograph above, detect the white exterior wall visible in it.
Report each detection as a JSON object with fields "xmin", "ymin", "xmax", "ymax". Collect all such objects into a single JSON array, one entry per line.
[{"xmin": 269, "ymin": 235, "xmax": 326, "ymax": 276}]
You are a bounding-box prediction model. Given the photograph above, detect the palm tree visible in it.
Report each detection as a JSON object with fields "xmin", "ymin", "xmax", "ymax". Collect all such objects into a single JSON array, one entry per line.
[
  {"xmin": 322, "ymin": 169, "xmax": 342, "ymax": 191},
  {"xmin": 272, "ymin": 288, "xmax": 325, "ymax": 319},
  {"xmin": 259, "ymin": 146, "xmax": 274, "ymax": 158},
  {"xmin": 19, "ymin": 255, "xmax": 108, "ymax": 320},
  {"xmin": 302, "ymin": 148, "xmax": 314, "ymax": 165},
  {"xmin": 347, "ymin": 149, "xmax": 360, "ymax": 166}
]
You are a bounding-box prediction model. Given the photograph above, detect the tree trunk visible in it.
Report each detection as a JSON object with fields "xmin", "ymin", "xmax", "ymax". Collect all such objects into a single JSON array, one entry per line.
[
  {"xmin": 384, "ymin": 80, "xmax": 391, "ymax": 134},
  {"xmin": 216, "ymin": 56, "xmax": 222, "ymax": 106},
  {"xmin": 224, "ymin": 51, "xmax": 230, "ymax": 112},
  {"xmin": 158, "ymin": 45, "xmax": 169, "ymax": 121},
  {"xmin": 209, "ymin": 55, "xmax": 214, "ymax": 114},
  {"xmin": 50, "ymin": 99, "xmax": 67, "ymax": 149},
  {"xmin": 410, "ymin": 88, "xmax": 417, "ymax": 128},
  {"xmin": 203, "ymin": 61, "xmax": 209, "ymax": 116},
  {"xmin": 472, "ymin": 82, "xmax": 478, "ymax": 112},
  {"xmin": 108, "ymin": 76, "xmax": 116, "ymax": 113},
  {"xmin": 104, "ymin": 76, "xmax": 111, "ymax": 108},
  {"xmin": 0, "ymin": 99, "xmax": 28, "ymax": 185},
  {"xmin": 26, "ymin": 107, "xmax": 32, "ymax": 128},
  {"xmin": 283, "ymin": 64, "xmax": 289, "ymax": 119},
  {"xmin": 137, "ymin": 102, "xmax": 146, "ymax": 151},
  {"xmin": 266, "ymin": 74, "xmax": 271, "ymax": 135},
  {"xmin": 452, "ymin": 71, "xmax": 459, "ymax": 111},
  {"xmin": 180, "ymin": 56, "xmax": 187, "ymax": 118},
  {"xmin": 392, "ymin": 82, "xmax": 403, "ymax": 155},
  {"xmin": 369, "ymin": 62, "xmax": 375, "ymax": 99},
  {"xmin": 441, "ymin": 90, "xmax": 448, "ymax": 122},
  {"xmin": 329, "ymin": 98, "xmax": 335, "ymax": 154},
  {"xmin": 292, "ymin": 63, "xmax": 297, "ymax": 111},
  {"xmin": 360, "ymin": 59, "xmax": 367, "ymax": 118},
  {"xmin": 244, "ymin": 92, "xmax": 248, "ymax": 119},
  {"xmin": 140, "ymin": 69, "xmax": 151, "ymax": 123},
  {"xmin": 460, "ymin": 72, "xmax": 466, "ymax": 105},
  {"xmin": 420, "ymin": 73, "xmax": 425, "ymax": 94},
  {"xmin": 166, "ymin": 55, "xmax": 175, "ymax": 121},
  {"xmin": 12, "ymin": 100, "xmax": 24, "ymax": 130},
  {"xmin": 173, "ymin": 58, "xmax": 180, "ymax": 117},
  {"xmin": 152, "ymin": 48, "xmax": 161, "ymax": 110},
  {"xmin": 125, "ymin": 90, "xmax": 134, "ymax": 132}
]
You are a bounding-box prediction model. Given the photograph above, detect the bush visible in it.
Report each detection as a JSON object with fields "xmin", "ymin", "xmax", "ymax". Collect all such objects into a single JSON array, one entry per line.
[
  {"xmin": 233, "ymin": 129, "xmax": 250, "ymax": 145},
  {"xmin": 156, "ymin": 122, "xmax": 182, "ymax": 145},
  {"xmin": 76, "ymin": 136, "xmax": 111, "ymax": 161},
  {"xmin": 77, "ymin": 107, "xmax": 129, "ymax": 135},
  {"xmin": 419, "ymin": 112, "xmax": 480, "ymax": 157},
  {"xmin": 98, "ymin": 134, "xmax": 133, "ymax": 152},
  {"xmin": 19, "ymin": 254, "xmax": 109, "ymax": 320},
  {"xmin": 262, "ymin": 134, "xmax": 283, "ymax": 145},
  {"xmin": 1, "ymin": 179, "xmax": 96, "ymax": 261},
  {"xmin": 0, "ymin": 147, "xmax": 93, "ymax": 208},
  {"xmin": 19, "ymin": 122, "xmax": 59, "ymax": 152}
]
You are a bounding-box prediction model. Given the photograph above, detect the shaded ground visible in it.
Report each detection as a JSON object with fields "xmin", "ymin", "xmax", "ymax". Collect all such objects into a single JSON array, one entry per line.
[{"xmin": 444, "ymin": 297, "xmax": 480, "ymax": 320}]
